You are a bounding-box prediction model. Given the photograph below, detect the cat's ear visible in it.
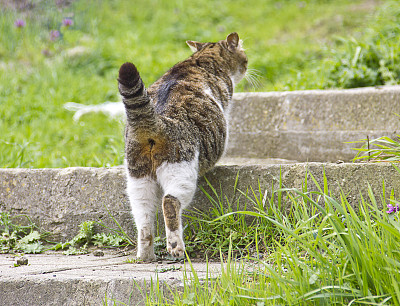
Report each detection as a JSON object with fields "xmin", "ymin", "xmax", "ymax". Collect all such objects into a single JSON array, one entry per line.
[
  {"xmin": 226, "ymin": 32, "xmax": 239, "ymax": 51},
  {"xmin": 186, "ymin": 40, "xmax": 205, "ymax": 52}
]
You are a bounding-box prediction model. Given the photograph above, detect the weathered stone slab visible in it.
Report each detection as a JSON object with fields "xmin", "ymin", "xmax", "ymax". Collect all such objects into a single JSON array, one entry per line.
[
  {"xmin": 1, "ymin": 162, "xmax": 399, "ymax": 241},
  {"xmin": 0, "ymin": 252, "xmax": 220, "ymax": 306},
  {"xmin": 228, "ymin": 86, "xmax": 400, "ymax": 161}
]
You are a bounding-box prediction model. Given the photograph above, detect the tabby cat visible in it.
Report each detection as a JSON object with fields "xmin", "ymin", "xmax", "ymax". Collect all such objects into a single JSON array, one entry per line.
[{"xmin": 118, "ymin": 32, "xmax": 247, "ymax": 261}]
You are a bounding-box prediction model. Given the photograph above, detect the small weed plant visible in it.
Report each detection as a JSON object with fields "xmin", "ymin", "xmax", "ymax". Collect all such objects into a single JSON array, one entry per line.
[
  {"xmin": 350, "ymin": 114, "xmax": 400, "ymax": 163},
  {"xmin": 55, "ymin": 220, "xmax": 133, "ymax": 255},
  {"xmin": 352, "ymin": 134, "xmax": 400, "ymax": 163},
  {"xmin": 0, "ymin": 212, "xmax": 47, "ymax": 254},
  {"xmin": 0, "ymin": 214, "xmax": 133, "ymax": 255}
]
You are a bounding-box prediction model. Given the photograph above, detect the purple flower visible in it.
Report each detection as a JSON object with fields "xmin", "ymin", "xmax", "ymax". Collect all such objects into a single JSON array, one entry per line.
[
  {"xmin": 386, "ymin": 203, "xmax": 400, "ymax": 214},
  {"xmin": 50, "ymin": 30, "xmax": 60, "ymax": 41},
  {"xmin": 41, "ymin": 49, "xmax": 51, "ymax": 57},
  {"xmin": 62, "ymin": 18, "xmax": 73, "ymax": 27},
  {"xmin": 14, "ymin": 19, "xmax": 26, "ymax": 28}
]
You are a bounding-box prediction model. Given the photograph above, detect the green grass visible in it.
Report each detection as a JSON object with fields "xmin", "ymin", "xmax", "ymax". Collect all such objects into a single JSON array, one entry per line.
[
  {"xmin": 143, "ymin": 167, "xmax": 400, "ymax": 305},
  {"xmin": 350, "ymin": 114, "xmax": 400, "ymax": 162},
  {"xmin": 352, "ymin": 134, "xmax": 400, "ymax": 163},
  {"xmin": 2, "ymin": 0, "xmax": 400, "ymax": 168},
  {"xmin": 183, "ymin": 174, "xmax": 285, "ymax": 258}
]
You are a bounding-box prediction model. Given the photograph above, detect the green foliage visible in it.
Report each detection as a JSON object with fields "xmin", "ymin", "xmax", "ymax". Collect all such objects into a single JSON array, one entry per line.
[
  {"xmin": 70, "ymin": 220, "xmax": 95, "ymax": 246},
  {"xmin": 184, "ymin": 175, "xmax": 282, "ymax": 258},
  {"xmin": 0, "ymin": 213, "xmax": 131, "ymax": 254},
  {"xmin": 57, "ymin": 220, "xmax": 132, "ymax": 255},
  {"xmin": 146, "ymin": 166, "xmax": 400, "ymax": 305},
  {"xmin": 0, "ymin": 212, "xmax": 45, "ymax": 253},
  {"xmin": 92, "ymin": 232, "xmax": 127, "ymax": 247},
  {"xmin": 153, "ymin": 236, "xmax": 167, "ymax": 257},
  {"xmin": 322, "ymin": 3, "xmax": 400, "ymax": 88},
  {"xmin": 58, "ymin": 220, "xmax": 95, "ymax": 254},
  {"xmin": 280, "ymin": 2, "xmax": 400, "ymax": 90},
  {"xmin": 62, "ymin": 245, "xmax": 89, "ymax": 256},
  {"xmin": 350, "ymin": 114, "xmax": 400, "ymax": 162},
  {"xmin": 155, "ymin": 265, "xmax": 181, "ymax": 273},
  {"xmin": 352, "ymin": 135, "xmax": 400, "ymax": 162}
]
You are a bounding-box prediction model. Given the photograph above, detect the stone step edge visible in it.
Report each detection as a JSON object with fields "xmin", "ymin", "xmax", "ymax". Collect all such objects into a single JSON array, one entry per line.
[
  {"xmin": 1, "ymin": 162, "xmax": 400, "ymax": 241},
  {"xmin": 0, "ymin": 251, "xmax": 222, "ymax": 305}
]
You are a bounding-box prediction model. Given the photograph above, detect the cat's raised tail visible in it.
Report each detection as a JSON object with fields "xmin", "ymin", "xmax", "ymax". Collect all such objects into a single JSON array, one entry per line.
[{"xmin": 118, "ymin": 62, "xmax": 157, "ymax": 130}]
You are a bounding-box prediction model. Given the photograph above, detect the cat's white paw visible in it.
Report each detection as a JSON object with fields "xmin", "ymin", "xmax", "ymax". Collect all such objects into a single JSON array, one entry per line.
[
  {"xmin": 136, "ymin": 250, "xmax": 157, "ymax": 262},
  {"xmin": 167, "ymin": 233, "xmax": 185, "ymax": 258}
]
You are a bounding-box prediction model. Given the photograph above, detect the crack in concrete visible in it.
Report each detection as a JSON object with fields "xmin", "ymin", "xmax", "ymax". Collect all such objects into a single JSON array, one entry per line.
[{"xmin": 32, "ymin": 261, "xmax": 130, "ymax": 275}]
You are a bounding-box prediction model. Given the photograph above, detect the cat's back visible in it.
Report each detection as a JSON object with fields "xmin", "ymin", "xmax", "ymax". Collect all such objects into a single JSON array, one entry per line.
[
  {"xmin": 148, "ymin": 43, "xmax": 232, "ymax": 118},
  {"xmin": 148, "ymin": 49, "xmax": 232, "ymax": 172}
]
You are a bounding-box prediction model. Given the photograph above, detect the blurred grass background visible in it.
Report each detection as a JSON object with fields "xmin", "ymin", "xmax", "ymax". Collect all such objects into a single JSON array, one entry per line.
[{"xmin": 1, "ymin": 0, "xmax": 399, "ymax": 168}]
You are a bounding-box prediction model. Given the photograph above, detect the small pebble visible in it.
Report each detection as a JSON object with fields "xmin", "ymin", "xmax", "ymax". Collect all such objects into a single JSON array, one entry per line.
[
  {"xmin": 93, "ymin": 250, "xmax": 104, "ymax": 257},
  {"xmin": 16, "ymin": 256, "xmax": 28, "ymax": 266}
]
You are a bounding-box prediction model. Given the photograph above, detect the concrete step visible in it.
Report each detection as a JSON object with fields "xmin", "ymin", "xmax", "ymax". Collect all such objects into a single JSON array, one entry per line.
[
  {"xmin": 1, "ymin": 161, "xmax": 400, "ymax": 305},
  {"xmin": 228, "ymin": 86, "xmax": 400, "ymax": 162},
  {"xmin": 1, "ymin": 161, "xmax": 399, "ymax": 241},
  {"xmin": 0, "ymin": 251, "xmax": 221, "ymax": 305},
  {"xmin": 65, "ymin": 86, "xmax": 400, "ymax": 162}
]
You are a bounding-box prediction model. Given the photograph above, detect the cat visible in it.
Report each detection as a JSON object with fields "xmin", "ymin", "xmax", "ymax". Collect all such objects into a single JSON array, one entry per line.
[{"xmin": 117, "ymin": 32, "xmax": 247, "ymax": 261}]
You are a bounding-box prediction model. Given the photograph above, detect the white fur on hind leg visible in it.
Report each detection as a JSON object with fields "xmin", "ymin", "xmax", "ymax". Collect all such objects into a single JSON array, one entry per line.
[
  {"xmin": 126, "ymin": 172, "xmax": 161, "ymax": 261},
  {"xmin": 156, "ymin": 152, "xmax": 199, "ymax": 257}
]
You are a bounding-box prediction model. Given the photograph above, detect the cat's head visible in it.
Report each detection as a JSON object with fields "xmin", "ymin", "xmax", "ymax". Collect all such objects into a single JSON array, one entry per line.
[{"xmin": 186, "ymin": 32, "xmax": 248, "ymax": 86}]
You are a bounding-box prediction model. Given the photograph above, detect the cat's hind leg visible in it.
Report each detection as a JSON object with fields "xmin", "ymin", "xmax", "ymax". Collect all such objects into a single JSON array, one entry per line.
[
  {"xmin": 162, "ymin": 194, "xmax": 185, "ymax": 257},
  {"xmin": 126, "ymin": 174, "xmax": 161, "ymax": 261},
  {"xmin": 157, "ymin": 156, "xmax": 198, "ymax": 258}
]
